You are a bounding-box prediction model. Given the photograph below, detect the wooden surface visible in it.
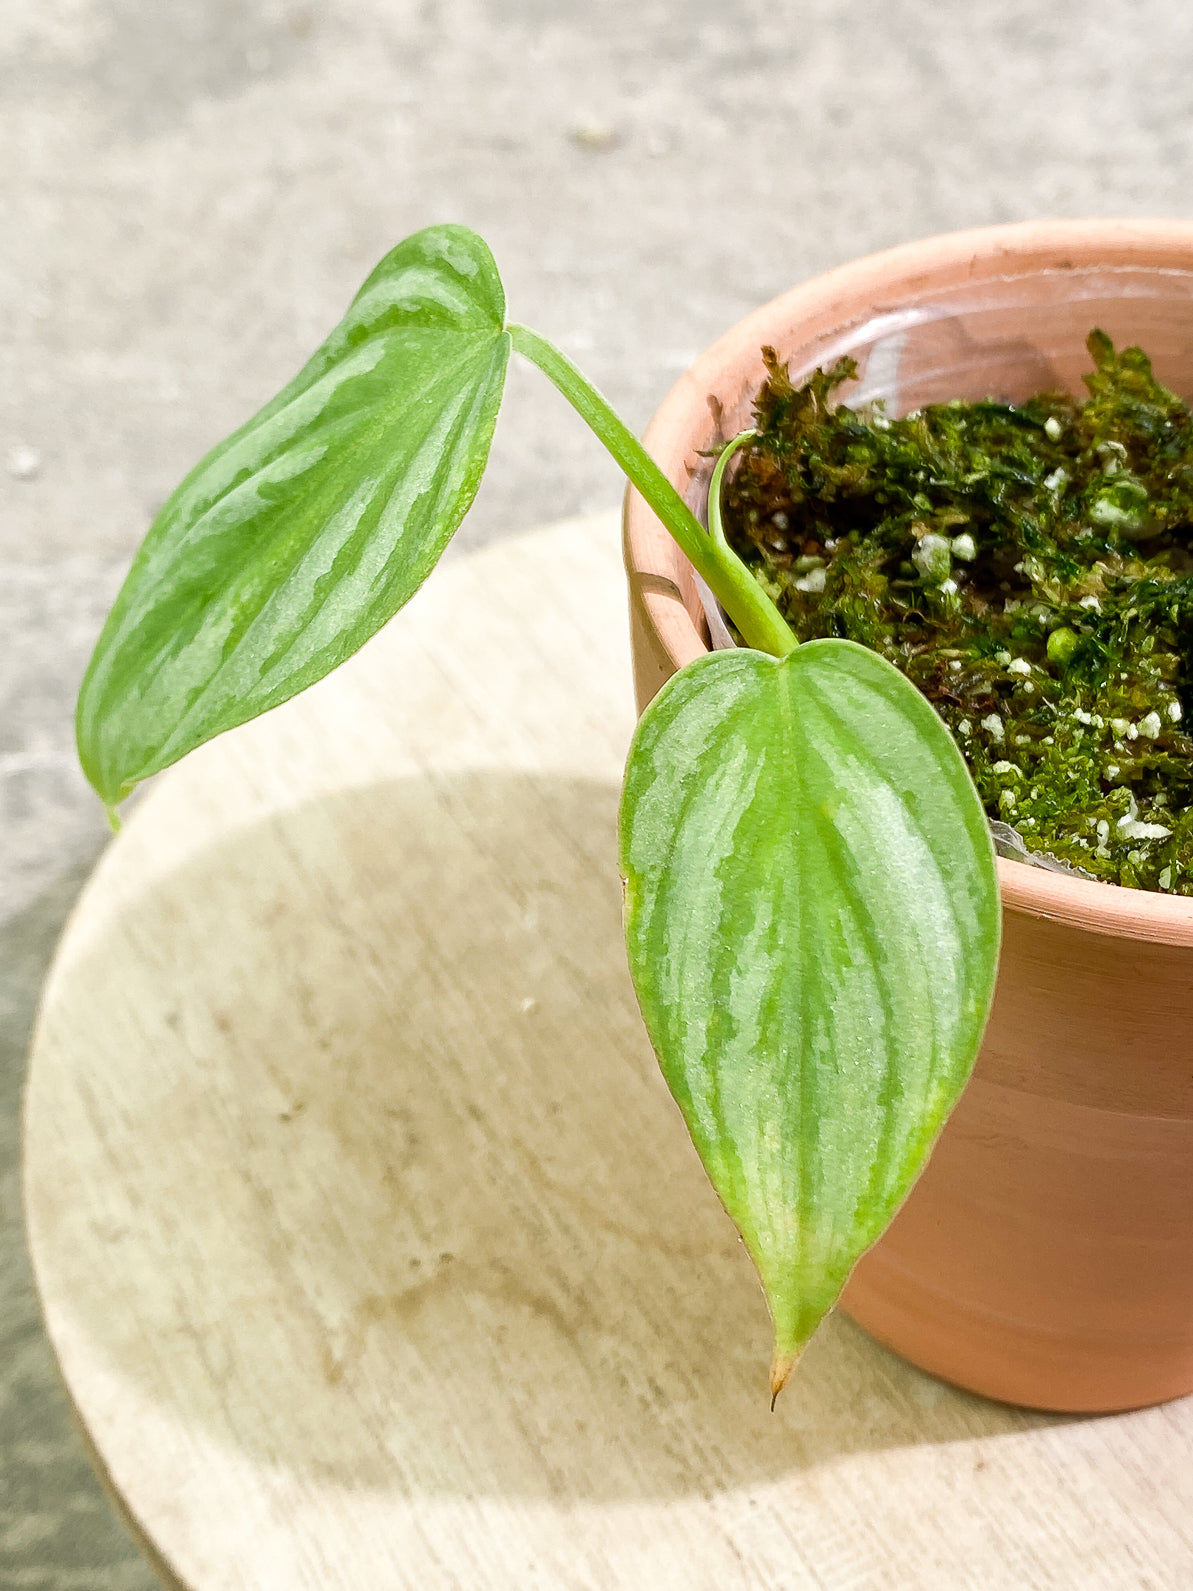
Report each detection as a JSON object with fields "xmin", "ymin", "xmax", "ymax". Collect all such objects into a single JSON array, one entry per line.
[{"xmin": 23, "ymin": 511, "xmax": 1193, "ymax": 1590}]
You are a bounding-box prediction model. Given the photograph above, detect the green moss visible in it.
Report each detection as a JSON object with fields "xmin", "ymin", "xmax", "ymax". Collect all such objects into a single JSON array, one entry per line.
[{"xmin": 722, "ymin": 332, "xmax": 1193, "ymax": 893}]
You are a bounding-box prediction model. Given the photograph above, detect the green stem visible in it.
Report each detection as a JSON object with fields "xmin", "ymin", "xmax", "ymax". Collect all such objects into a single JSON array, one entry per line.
[
  {"xmin": 708, "ymin": 429, "xmax": 757, "ymax": 553},
  {"xmin": 507, "ymin": 323, "xmax": 796, "ymax": 659}
]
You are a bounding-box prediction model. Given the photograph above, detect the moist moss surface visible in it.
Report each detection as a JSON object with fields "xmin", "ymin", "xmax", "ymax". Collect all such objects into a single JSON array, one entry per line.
[{"xmin": 723, "ymin": 332, "xmax": 1193, "ymax": 893}]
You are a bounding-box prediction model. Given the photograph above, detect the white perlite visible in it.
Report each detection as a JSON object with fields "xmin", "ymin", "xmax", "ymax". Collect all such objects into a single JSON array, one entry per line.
[{"xmin": 1117, "ymin": 817, "xmax": 1172, "ymax": 841}]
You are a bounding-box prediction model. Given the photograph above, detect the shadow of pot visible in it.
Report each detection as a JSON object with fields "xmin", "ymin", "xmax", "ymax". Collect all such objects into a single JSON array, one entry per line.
[{"xmin": 622, "ymin": 219, "xmax": 1193, "ymax": 1414}]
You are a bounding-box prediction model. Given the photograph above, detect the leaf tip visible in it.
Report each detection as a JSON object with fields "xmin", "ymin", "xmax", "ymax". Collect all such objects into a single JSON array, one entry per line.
[{"xmin": 769, "ymin": 1346, "xmax": 803, "ymax": 1409}]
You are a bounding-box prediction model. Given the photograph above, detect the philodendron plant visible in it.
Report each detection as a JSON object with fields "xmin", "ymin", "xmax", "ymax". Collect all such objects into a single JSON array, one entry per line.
[{"xmin": 78, "ymin": 226, "xmax": 1001, "ymax": 1401}]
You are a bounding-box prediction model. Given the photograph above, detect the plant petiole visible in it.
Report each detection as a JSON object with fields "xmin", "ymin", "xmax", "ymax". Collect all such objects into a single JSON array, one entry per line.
[{"xmin": 507, "ymin": 323, "xmax": 795, "ymax": 659}]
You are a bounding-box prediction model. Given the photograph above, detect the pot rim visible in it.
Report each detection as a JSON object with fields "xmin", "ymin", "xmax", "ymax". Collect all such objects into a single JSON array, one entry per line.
[{"xmin": 623, "ymin": 217, "xmax": 1193, "ymax": 947}]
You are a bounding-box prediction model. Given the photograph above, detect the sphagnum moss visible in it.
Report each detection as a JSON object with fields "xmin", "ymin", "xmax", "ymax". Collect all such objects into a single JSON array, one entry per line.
[{"xmin": 723, "ymin": 331, "xmax": 1193, "ymax": 893}]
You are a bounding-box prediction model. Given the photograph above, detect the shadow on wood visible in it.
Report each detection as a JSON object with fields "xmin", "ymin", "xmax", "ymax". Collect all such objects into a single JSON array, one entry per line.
[{"xmin": 28, "ymin": 771, "xmax": 1055, "ymax": 1503}]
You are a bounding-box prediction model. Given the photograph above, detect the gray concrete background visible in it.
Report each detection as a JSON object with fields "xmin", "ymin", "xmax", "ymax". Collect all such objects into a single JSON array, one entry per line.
[{"xmin": 5, "ymin": 1, "xmax": 1193, "ymax": 1583}]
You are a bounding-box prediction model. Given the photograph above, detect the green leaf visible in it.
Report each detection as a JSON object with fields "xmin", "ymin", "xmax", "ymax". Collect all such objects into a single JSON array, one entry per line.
[
  {"xmin": 619, "ymin": 640, "xmax": 1000, "ymax": 1398},
  {"xmin": 77, "ymin": 225, "xmax": 511, "ymax": 808}
]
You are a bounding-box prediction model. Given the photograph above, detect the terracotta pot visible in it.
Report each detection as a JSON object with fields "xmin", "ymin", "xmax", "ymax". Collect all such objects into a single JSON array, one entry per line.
[{"xmin": 622, "ymin": 220, "xmax": 1193, "ymax": 1413}]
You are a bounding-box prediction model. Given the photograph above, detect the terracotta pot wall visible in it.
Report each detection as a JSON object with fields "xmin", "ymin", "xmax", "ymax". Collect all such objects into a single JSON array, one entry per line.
[{"xmin": 622, "ymin": 220, "xmax": 1193, "ymax": 1412}]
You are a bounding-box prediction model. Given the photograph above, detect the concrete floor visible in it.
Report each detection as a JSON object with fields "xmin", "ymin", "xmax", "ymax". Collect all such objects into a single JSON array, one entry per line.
[{"xmin": 6, "ymin": 1, "xmax": 1193, "ymax": 1583}]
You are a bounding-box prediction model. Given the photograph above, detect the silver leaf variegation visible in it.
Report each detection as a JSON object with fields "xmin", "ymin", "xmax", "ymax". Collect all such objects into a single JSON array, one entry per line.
[
  {"xmin": 619, "ymin": 640, "xmax": 1001, "ymax": 1396},
  {"xmin": 78, "ymin": 225, "xmax": 510, "ymax": 808}
]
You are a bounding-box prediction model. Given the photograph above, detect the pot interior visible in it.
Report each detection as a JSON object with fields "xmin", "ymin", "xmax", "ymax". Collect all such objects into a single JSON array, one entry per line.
[{"xmin": 683, "ymin": 262, "xmax": 1193, "ymax": 523}]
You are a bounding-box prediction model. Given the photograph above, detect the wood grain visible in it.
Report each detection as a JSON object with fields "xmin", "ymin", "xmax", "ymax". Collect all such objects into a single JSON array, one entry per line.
[{"xmin": 24, "ymin": 511, "xmax": 1193, "ymax": 1589}]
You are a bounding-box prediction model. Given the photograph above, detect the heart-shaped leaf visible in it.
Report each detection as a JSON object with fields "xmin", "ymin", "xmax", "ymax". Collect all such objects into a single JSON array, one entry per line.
[
  {"xmin": 619, "ymin": 640, "xmax": 1000, "ymax": 1397},
  {"xmin": 78, "ymin": 224, "xmax": 511, "ymax": 809}
]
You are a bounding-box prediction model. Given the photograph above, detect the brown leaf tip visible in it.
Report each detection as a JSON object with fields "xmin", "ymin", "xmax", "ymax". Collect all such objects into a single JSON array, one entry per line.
[{"xmin": 769, "ymin": 1349, "xmax": 802, "ymax": 1409}]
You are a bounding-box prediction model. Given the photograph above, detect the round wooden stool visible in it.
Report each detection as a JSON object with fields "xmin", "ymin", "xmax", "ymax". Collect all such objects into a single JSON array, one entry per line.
[{"xmin": 24, "ymin": 513, "xmax": 1193, "ymax": 1589}]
